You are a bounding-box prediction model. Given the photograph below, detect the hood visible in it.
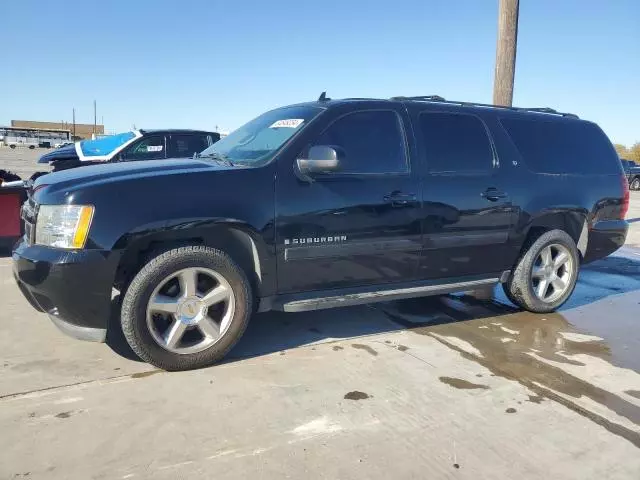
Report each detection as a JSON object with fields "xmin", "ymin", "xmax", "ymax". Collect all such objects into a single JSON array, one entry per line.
[
  {"xmin": 39, "ymin": 143, "xmax": 79, "ymax": 163},
  {"xmin": 34, "ymin": 158, "xmax": 234, "ymax": 195}
]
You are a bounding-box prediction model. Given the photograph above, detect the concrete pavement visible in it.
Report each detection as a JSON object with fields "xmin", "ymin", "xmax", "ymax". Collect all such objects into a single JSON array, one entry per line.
[
  {"xmin": 1, "ymin": 248, "xmax": 640, "ymax": 479},
  {"xmin": 2, "ymin": 146, "xmax": 640, "ymax": 479}
]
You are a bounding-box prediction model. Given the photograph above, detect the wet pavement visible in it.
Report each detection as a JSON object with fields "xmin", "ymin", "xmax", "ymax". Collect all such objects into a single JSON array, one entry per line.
[{"xmin": 1, "ymin": 247, "xmax": 639, "ymax": 478}]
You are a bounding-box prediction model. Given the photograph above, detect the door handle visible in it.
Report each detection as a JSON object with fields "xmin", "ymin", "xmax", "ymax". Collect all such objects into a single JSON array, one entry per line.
[
  {"xmin": 383, "ymin": 192, "xmax": 417, "ymax": 206},
  {"xmin": 481, "ymin": 188, "xmax": 507, "ymax": 202}
]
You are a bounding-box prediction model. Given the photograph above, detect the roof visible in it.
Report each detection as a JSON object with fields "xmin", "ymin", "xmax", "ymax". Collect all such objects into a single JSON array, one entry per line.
[
  {"xmin": 293, "ymin": 94, "xmax": 579, "ymax": 120},
  {"xmin": 139, "ymin": 129, "xmax": 220, "ymax": 135}
]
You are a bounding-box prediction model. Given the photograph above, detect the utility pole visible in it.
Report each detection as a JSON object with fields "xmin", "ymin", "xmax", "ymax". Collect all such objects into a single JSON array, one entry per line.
[
  {"xmin": 492, "ymin": 0, "xmax": 519, "ymax": 106},
  {"xmin": 72, "ymin": 108, "xmax": 76, "ymax": 139},
  {"xmin": 93, "ymin": 100, "xmax": 97, "ymax": 135}
]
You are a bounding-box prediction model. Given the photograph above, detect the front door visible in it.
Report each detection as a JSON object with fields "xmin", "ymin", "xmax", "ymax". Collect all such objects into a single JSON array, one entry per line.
[
  {"xmin": 120, "ymin": 135, "xmax": 167, "ymax": 161},
  {"xmin": 275, "ymin": 105, "xmax": 422, "ymax": 294},
  {"xmin": 412, "ymin": 109, "xmax": 516, "ymax": 279}
]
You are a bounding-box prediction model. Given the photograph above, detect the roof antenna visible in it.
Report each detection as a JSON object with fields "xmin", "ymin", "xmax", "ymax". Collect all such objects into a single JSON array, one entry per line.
[{"xmin": 318, "ymin": 91, "xmax": 330, "ymax": 102}]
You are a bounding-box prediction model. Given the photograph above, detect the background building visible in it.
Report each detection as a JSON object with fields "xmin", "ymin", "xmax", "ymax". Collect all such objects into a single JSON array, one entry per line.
[{"xmin": 11, "ymin": 120, "xmax": 104, "ymax": 140}]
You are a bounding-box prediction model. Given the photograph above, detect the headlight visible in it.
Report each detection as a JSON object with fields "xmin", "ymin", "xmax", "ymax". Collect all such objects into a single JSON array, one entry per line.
[{"xmin": 35, "ymin": 205, "xmax": 94, "ymax": 249}]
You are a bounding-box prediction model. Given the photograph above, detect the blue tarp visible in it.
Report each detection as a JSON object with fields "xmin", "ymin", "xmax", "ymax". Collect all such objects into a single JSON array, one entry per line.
[{"xmin": 78, "ymin": 131, "xmax": 137, "ymax": 158}]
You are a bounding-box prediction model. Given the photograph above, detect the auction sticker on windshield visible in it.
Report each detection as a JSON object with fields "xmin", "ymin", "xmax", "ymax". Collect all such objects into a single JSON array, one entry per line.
[{"xmin": 269, "ymin": 119, "xmax": 304, "ymax": 129}]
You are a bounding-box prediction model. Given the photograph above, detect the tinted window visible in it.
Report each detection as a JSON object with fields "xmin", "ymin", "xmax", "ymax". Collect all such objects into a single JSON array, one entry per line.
[
  {"xmin": 419, "ymin": 112, "xmax": 494, "ymax": 173},
  {"xmin": 121, "ymin": 136, "xmax": 165, "ymax": 161},
  {"xmin": 313, "ymin": 110, "xmax": 407, "ymax": 174},
  {"xmin": 169, "ymin": 134, "xmax": 209, "ymax": 157},
  {"xmin": 501, "ymin": 118, "xmax": 618, "ymax": 174}
]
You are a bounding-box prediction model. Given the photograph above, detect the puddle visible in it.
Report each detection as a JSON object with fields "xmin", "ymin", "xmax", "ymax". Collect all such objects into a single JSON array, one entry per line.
[
  {"xmin": 378, "ymin": 284, "xmax": 640, "ymax": 448},
  {"xmin": 130, "ymin": 370, "xmax": 162, "ymax": 379},
  {"xmin": 344, "ymin": 391, "xmax": 370, "ymax": 401},
  {"xmin": 439, "ymin": 376, "xmax": 489, "ymax": 390},
  {"xmin": 627, "ymin": 390, "xmax": 640, "ymax": 400},
  {"xmin": 351, "ymin": 344, "xmax": 378, "ymax": 356}
]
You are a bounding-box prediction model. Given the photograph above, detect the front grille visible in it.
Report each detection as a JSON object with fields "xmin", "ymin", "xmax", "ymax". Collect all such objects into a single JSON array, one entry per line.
[{"xmin": 20, "ymin": 200, "xmax": 37, "ymax": 244}]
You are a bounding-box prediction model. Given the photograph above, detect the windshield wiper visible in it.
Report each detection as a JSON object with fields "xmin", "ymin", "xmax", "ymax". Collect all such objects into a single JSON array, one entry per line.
[{"xmin": 195, "ymin": 152, "xmax": 234, "ymax": 167}]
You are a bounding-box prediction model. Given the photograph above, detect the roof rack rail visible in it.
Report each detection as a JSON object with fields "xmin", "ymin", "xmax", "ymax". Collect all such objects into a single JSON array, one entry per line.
[
  {"xmin": 390, "ymin": 95, "xmax": 446, "ymax": 102},
  {"xmin": 391, "ymin": 96, "xmax": 578, "ymax": 118}
]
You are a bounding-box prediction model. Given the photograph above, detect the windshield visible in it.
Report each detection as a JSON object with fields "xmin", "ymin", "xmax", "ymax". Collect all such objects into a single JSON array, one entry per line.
[
  {"xmin": 199, "ymin": 105, "xmax": 323, "ymax": 165},
  {"xmin": 78, "ymin": 131, "xmax": 139, "ymax": 158}
]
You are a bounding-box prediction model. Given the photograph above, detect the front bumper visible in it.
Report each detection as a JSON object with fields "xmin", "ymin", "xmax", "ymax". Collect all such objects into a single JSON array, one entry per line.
[
  {"xmin": 584, "ymin": 220, "xmax": 629, "ymax": 263},
  {"xmin": 12, "ymin": 240, "xmax": 118, "ymax": 342}
]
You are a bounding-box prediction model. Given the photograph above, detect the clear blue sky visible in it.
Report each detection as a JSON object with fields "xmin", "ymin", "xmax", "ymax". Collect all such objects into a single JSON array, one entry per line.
[{"xmin": 2, "ymin": 0, "xmax": 638, "ymax": 145}]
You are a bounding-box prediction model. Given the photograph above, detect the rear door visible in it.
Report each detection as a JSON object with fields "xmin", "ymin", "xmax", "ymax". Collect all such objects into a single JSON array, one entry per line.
[
  {"xmin": 167, "ymin": 133, "xmax": 211, "ymax": 158},
  {"xmin": 412, "ymin": 109, "xmax": 516, "ymax": 279}
]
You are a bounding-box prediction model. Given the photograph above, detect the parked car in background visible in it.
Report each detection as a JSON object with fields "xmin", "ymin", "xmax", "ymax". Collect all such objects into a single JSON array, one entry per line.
[
  {"xmin": 39, "ymin": 129, "xmax": 221, "ymax": 171},
  {"xmin": 621, "ymin": 159, "xmax": 640, "ymax": 190},
  {"xmin": 12, "ymin": 94, "xmax": 629, "ymax": 371}
]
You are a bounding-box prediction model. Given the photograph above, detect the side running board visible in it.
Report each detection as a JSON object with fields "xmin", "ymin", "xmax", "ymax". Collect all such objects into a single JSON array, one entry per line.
[{"xmin": 282, "ymin": 277, "xmax": 501, "ymax": 313}]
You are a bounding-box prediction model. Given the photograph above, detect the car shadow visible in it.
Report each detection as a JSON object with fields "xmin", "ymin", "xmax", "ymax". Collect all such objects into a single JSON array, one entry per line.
[{"xmin": 105, "ymin": 249, "xmax": 640, "ymax": 365}]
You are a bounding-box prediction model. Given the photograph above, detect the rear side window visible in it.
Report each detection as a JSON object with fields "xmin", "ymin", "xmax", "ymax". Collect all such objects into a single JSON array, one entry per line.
[
  {"xmin": 500, "ymin": 118, "xmax": 618, "ymax": 174},
  {"xmin": 419, "ymin": 112, "xmax": 494, "ymax": 173}
]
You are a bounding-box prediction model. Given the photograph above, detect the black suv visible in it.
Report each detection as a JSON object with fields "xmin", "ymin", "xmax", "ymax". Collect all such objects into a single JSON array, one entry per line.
[
  {"xmin": 621, "ymin": 159, "xmax": 640, "ymax": 190},
  {"xmin": 13, "ymin": 95, "xmax": 629, "ymax": 371},
  {"xmin": 38, "ymin": 129, "xmax": 220, "ymax": 171}
]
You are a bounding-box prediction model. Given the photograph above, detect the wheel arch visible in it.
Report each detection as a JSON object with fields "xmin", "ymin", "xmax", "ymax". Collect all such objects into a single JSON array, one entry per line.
[
  {"xmin": 113, "ymin": 220, "xmax": 273, "ymax": 297},
  {"xmin": 522, "ymin": 210, "xmax": 588, "ymax": 258}
]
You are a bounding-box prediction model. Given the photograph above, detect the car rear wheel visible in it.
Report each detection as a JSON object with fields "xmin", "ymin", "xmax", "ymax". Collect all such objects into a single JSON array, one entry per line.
[
  {"xmin": 632, "ymin": 178, "xmax": 640, "ymax": 191},
  {"xmin": 503, "ymin": 229, "xmax": 579, "ymax": 313},
  {"xmin": 121, "ymin": 245, "xmax": 252, "ymax": 371}
]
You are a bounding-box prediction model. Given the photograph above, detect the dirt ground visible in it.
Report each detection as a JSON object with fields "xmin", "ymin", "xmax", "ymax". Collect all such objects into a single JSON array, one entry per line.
[{"xmin": 1, "ymin": 146, "xmax": 640, "ymax": 479}]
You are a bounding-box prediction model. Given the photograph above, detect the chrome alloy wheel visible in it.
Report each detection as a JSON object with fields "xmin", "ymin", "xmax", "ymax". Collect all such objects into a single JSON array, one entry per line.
[
  {"xmin": 531, "ymin": 244, "xmax": 573, "ymax": 303},
  {"xmin": 145, "ymin": 267, "xmax": 235, "ymax": 354}
]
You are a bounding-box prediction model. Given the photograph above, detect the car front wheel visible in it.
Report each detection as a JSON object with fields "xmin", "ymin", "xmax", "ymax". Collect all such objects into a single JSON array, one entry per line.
[
  {"xmin": 121, "ymin": 245, "xmax": 252, "ymax": 371},
  {"xmin": 503, "ymin": 229, "xmax": 579, "ymax": 313},
  {"xmin": 632, "ymin": 178, "xmax": 640, "ymax": 191}
]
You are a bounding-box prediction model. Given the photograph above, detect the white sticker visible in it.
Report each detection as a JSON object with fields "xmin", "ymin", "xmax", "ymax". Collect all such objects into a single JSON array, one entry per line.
[
  {"xmin": 147, "ymin": 145, "xmax": 163, "ymax": 152},
  {"xmin": 269, "ymin": 119, "xmax": 304, "ymax": 129}
]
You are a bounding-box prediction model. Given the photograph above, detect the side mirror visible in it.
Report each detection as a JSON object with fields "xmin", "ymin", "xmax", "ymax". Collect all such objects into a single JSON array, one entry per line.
[{"xmin": 296, "ymin": 146, "xmax": 341, "ymax": 180}]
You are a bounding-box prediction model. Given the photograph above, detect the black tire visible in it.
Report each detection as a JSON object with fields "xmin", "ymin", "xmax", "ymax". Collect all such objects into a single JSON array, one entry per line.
[
  {"xmin": 503, "ymin": 229, "xmax": 580, "ymax": 313},
  {"xmin": 9, "ymin": 144, "xmax": 16, "ymax": 149},
  {"xmin": 121, "ymin": 245, "xmax": 252, "ymax": 371},
  {"xmin": 28, "ymin": 145, "xmax": 35, "ymax": 150},
  {"xmin": 632, "ymin": 177, "xmax": 640, "ymax": 191}
]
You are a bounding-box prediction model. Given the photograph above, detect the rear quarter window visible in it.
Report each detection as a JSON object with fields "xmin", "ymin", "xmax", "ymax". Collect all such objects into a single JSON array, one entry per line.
[{"xmin": 500, "ymin": 117, "xmax": 619, "ymax": 175}]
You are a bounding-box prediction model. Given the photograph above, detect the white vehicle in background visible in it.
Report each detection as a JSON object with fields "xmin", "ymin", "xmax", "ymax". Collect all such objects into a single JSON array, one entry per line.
[{"xmin": 0, "ymin": 126, "xmax": 71, "ymax": 149}]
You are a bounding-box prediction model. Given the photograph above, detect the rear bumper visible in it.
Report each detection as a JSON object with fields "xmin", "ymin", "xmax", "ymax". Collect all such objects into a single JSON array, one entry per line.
[
  {"xmin": 584, "ymin": 220, "xmax": 628, "ymax": 263},
  {"xmin": 12, "ymin": 240, "xmax": 118, "ymax": 342}
]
